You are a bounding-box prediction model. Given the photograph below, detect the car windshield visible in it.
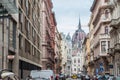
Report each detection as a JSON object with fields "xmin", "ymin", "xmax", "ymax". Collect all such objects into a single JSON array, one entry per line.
[{"xmin": 30, "ymin": 70, "xmax": 54, "ymax": 80}]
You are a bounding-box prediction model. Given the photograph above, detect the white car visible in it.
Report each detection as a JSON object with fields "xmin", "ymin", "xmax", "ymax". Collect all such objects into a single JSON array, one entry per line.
[
  {"xmin": 30, "ymin": 70, "xmax": 55, "ymax": 80},
  {"xmin": 0, "ymin": 70, "xmax": 19, "ymax": 80}
]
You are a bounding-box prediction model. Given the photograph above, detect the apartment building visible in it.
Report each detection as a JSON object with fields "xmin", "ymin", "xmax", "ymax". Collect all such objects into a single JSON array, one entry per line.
[
  {"xmin": 18, "ymin": 0, "xmax": 43, "ymax": 79},
  {"xmin": 83, "ymin": 34, "xmax": 91, "ymax": 76},
  {"xmin": 54, "ymin": 27, "xmax": 62, "ymax": 74},
  {"xmin": 108, "ymin": 0, "xmax": 120, "ymax": 76},
  {"xmin": 41, "ymin": 0, "xmax": 56, "ymax": 70},
  {"xmin": 0, "ymin": 0, "xmax": 57, "ymax": 79},
  {"xmin": 66, "ymin": 33, "xmax": 72, "ymax": 76},
  {"xmin": 89, "ymin": 0, "xmax": 112, "ymax": 75},
  {"xmin": 60, "ymin": 33, "xmax": 68, "ymax": 74},
  {"xmin": 0, "ymin": 0, "xmax": 19, "ymax": 75}
]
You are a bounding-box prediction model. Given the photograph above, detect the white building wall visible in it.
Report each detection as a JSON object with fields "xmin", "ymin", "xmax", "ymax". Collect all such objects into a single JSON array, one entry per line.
[
  {"xmin": 60, "ymin": 33, "xmax": 67, "ymax": 74},
  {"xmin": 72, "ymin": 51, "xmax": 84, "ymax": 74}
]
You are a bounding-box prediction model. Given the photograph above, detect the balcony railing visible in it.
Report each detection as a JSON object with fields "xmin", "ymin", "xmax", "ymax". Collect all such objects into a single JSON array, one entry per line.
[
  {"xmin": 99, "ymin": 34, "xmax": 110, "ymax": 40},
  {"xmin": 114, "ymin": 43, "xmax": 120, "ymax": 52},
  {"xmin": 110, "ymin": 17, "xmax": 120, "ymax": 28},
  {"xmin": 108, "ymin": 43, "xmax": 120, "ymax": 56}
]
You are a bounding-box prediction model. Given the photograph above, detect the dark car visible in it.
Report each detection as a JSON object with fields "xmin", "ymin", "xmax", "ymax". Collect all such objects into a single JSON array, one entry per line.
[
  {"xmin": 59, "ymin": 74, "xmax": 65, "ymax": 80},
  {"xmin": 77, "ymin": 74, "xmax": 81, "ymax": 78}
]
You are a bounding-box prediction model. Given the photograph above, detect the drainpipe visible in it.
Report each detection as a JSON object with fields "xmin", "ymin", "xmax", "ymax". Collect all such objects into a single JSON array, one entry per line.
[{"xmin": 2, "ymin": 16, "xmax": 4, "ymax": 69}]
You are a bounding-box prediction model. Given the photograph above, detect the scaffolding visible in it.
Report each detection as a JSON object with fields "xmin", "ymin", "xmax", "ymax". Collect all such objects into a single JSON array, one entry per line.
[{"xmin": 0, "ymin": 0, "xmax": 18, "ymax": 14}]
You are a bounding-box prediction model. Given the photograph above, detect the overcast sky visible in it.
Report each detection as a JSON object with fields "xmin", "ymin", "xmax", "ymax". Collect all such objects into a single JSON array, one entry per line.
[{"xmin": 52, "ymin": 0, "xmax": 94, "ymax": 36}]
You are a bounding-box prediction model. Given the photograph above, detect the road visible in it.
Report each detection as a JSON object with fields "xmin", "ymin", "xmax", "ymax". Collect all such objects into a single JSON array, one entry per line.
[{"xmin": 66, "ymin": 78, "xmax": 81, "ymax": 80}]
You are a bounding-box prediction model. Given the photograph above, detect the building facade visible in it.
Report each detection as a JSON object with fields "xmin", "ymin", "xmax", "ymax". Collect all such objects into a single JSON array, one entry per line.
[
  {"xmin": 42, "ymin": 0, "xmax": 56, "ymax": 70},
  {"xmin": 89, "ymin": 0, "xmax": 112, "ymax": 75},
  {"xmin": 71, "ymin": 19, "xmax": 86, "ymax": 75},
  {"xmin": 108, "ymin": 0, "xmax": 120, "ymax": 76},
  {"xmin": 83, "ymin": 34, "xmax": 91, "ymax": 76},
  {"xmin": 0, "ymin": 0, "xmax": 57, "ymax": 79},
  {"xmin": 66, "ymin": 33, "xmax": 72, "ymax": 76},
  {"xmin": 54, "ymin": 27, "xmax": 62, "ymax": 74},
  {"xmin": 60, "ymin": 33, "xmax": 67, "ymax": 74}
]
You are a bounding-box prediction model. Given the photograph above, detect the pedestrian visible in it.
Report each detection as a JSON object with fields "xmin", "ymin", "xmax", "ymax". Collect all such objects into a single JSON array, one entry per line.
[
  {"xmin": 26, "ymin": 75, "xmax": 32, "ymax": 80},
  {"xmin": 55, "ymin": 75, "xmax": 59, "ymax": 80}
]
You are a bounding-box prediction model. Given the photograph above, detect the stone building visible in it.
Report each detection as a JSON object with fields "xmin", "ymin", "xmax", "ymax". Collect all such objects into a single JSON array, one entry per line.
[
  {"xmin": 60, "ymin": 33, "xmax": 67, "ymax": 74},
  {"xmin": 66, "ymin": 33, "xmax": 72, "ymax": 76},
  {"xmin": 82, "ymin": 34, "xmax": 91, "ymax": 75},
  {"xmin": 54, "ymin": 27, "xmax": 62, "ymax": 74},
  {"xmin": 41, "ymin": 0, "xmax": 56, "ymax": 70},
  {"xmin": 71, "ymin": 19, "xmax": 86, "ymax": 74},
  {"xmin": 108, "ymin": 0, "xmax": 120, "ymax": 76},
  {"xmin": 89, "ymin": 0, "xmax": 112, "ymax": 75},
  {"xmin": 0, "ymin": 0, "xmax": 57, "ymax": 79}
]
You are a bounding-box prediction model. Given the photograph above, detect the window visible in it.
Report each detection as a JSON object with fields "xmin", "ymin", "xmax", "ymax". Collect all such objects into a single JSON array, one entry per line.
[
  {"xmin": 74, "ymin": 59, "xmax": 76, "ymax": 63},
  {"xmin": 105, "ymin": 10, "xmax": 109, "ymax": 19},
  {"xmin": 9, "ymin": 19, "xmax": 17, "ymax": 49},
  {"xmin": 108, "ymin": 41, "xmax": 110, "ymax": 49},
  {"xmin": 74, "ymin": 68, "xmax": 76, "ymax": 71},
  {"xmin": 101, "ymin": 41, "xmax": 106, "ymax": 53},
  {"xmin": 78, "ymin": 59, "xmax": 80, "ymax": 63},
  {"xmin": 105, "ymin": 26, "xmax": 108, "ymax": 34},
  {"xmin": 25, "ymin": 39, "xmax": 30, "ymax": 54},
  {"xmin": 118, "ymin": 64, "xmax": 120, "ymax": 75},
  {"xmin": 19, "ymin": 34, "xmax": 22, "ymax": 49},
  {"xmin": 78, "ymin": 68, "xmax": 80, "ymax": 72}
]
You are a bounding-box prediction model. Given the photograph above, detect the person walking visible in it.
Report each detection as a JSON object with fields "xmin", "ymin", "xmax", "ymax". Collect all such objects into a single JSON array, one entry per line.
[{"xmin": 26, "ymin": 75, "xmax": 32, "ymax": 80}]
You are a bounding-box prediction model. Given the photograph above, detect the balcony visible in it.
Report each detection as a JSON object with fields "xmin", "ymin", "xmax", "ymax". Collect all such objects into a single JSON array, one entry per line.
[
  {"xmin": 99, "ymin": 34, "xmax": 110, "ymax": 40},
  {"xmin": 114, "ymin": 43, "xmax": 120, "ymax": 53},
  {"xmin": 110, "ymin": 17, "xmax": 120, "ymax": 28},
  {"xmin": 108, "ymin": 48, "xmax": 115, "ymax": 56},
  {"xmin": 100, "ymin": 16, "xmax": 111, "ymax": 23},
  {"xmin": 100, "ymin": 2, "xmax": 113, "ymax": 9},
  {"xmin": 108, "ymin": 43, "xmax": 120, "ymax": 56}
]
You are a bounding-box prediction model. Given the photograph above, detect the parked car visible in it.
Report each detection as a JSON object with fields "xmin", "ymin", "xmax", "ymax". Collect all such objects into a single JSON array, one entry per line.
[
  {"xmin": 116, "ymin": 76, "xmax": 120, "ymax": 80},
  {"xmin": 30, "ymin": 70, "xmax": 55, "ymax": 80},
  {"xmin": 77, "ymin": 74, "xmax": 81, "ymax": 78},
  {"xmin": 59, "ymin": 73, "xmax": 65, "ymax": 80},
  {"xmin": 0, "ymin": 69, "xmax": 19, "ymax": 80}
]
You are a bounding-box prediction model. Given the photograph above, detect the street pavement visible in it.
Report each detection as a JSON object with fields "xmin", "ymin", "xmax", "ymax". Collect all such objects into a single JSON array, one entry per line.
[{"xmin": 66, "ymin": 78, "xmax": 81, "ymax": 80}]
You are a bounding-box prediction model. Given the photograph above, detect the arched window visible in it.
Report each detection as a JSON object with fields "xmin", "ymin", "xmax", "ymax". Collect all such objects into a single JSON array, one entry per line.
[
  {"xmin": 78, "ymin": 58, "xmax": 80, "ymax": 63},
  {"xmin": 105, "ymin": 10, "xmax": 109, "ymax": 19},
  {"xmin": 105, "ymin": 26, "xmax": 108, "ymax": 34},
  {"xmin": 74, "ymin": 59, "xmax": 76, "ymax": 63}
]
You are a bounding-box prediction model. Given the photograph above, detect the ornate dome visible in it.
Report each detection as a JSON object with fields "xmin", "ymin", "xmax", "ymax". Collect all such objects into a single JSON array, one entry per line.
[
  {"xmin": 72, "ymin": 18, "xmax": 86, "ymax": 55},
  {"xmin": 66, "ymin": 33, "xmax": 71, "ymax": 41}
]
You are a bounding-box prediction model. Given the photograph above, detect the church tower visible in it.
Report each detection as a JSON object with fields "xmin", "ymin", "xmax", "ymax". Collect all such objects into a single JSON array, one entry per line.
[{"xmin": 71, "ymin": 18, "xmax": 86, "ymax": 74}]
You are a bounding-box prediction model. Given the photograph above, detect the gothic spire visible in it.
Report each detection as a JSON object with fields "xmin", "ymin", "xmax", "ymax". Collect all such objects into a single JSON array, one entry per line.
[{"xmin": 78, "ymin": 17, "xmax": 81, "ymax": 30}]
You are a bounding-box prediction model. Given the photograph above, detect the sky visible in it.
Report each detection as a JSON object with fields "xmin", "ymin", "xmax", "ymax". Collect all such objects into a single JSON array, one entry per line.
[{"xmin": 52, "ymin": 0, "xmax": 94, "ymax": 37}]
